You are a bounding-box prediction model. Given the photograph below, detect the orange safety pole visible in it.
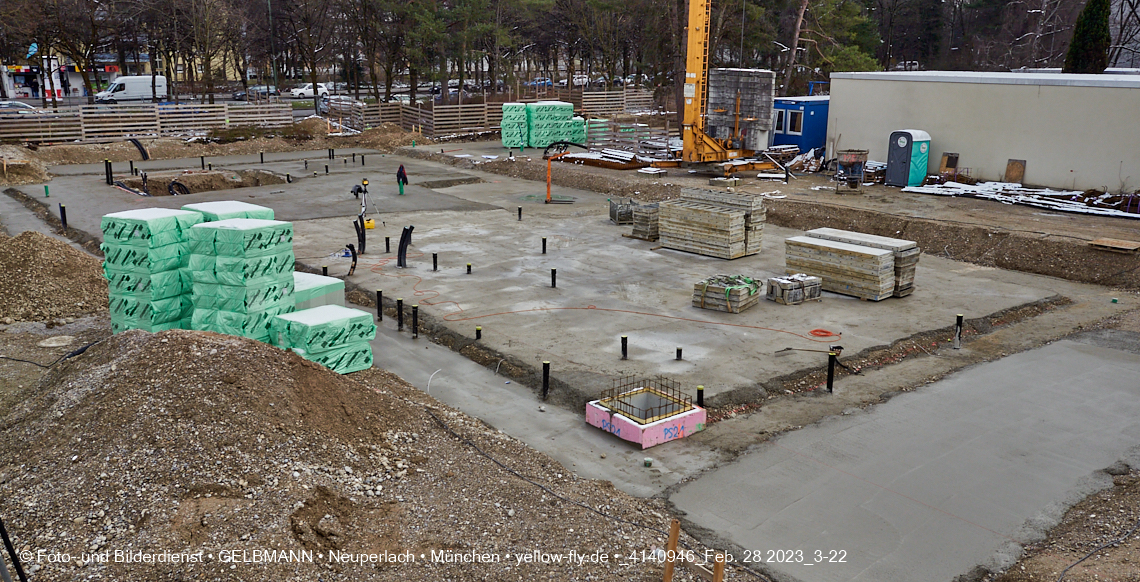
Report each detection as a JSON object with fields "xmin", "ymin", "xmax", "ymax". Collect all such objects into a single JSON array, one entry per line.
[
  {"xmin": 546, "ymin": 156, "xmax": 552, "ymax": 203},
  {"xmin": 663, "ymin": 519, "xmax": 680, "ymax": 582}
]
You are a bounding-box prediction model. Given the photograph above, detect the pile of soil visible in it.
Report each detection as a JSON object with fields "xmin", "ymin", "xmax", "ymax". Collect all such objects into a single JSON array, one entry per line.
[
  {"xmin": 0, "ymin": 330, "xmax": 736, "ymax": 581},
  {"xmin": 0, "ymin": 231, "xmax": 107, "ymax": 323},
  {"xmin": 0, "ymin": 145, "xmax": 49, "ymax": 186},
  {"xmin": 346, "ymin": 123, "xmax": 426, "ymax": 151}
]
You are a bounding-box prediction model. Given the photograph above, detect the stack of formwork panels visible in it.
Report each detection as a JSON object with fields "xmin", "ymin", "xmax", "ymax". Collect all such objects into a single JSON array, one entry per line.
[
  {"xmin": 785, "ymin": 236, "xmax": 895, "ymax": 301},
  {"xmin": 101, "ymin": 208, "xmax": 203, "ymax": 333},
  {"xmin": 706, "ymin": 69, "xmax": 775, "ymax": 152},
  {"xmin": 188, "ymin": 219, "xmax": 295, "ymax": 342},
  {"xmin": 658, "ymin": 188, "xmax": 765, "ymax": 259},
  {"xmin": 693, "ymin": 274, "xmax": 762, "ymax": 313},
  {"xmin": 631, "ymin": 202, "xmax": 659, "ymax": 241},
  {"xmin": 270, "ymin": 305, "xmax": 375, "ymax": 374},
  {"xmin": 766, "ymin": 274, "xmax": 823, "ymax": 305},
  {"xmin": 804, "ymin": 228, "xmax": 920, "ymax": 297},
  {"xmin": 181, "ymin": 200, "xmax": 275, "ymax": 222},
  {"xmin": 500, "ymin": 103, "xmax": 528, "ymax": 149}
]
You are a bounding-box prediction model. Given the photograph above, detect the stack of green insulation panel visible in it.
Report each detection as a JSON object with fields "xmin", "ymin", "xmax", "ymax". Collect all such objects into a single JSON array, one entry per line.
[
  {"xmin": 270, "ymin": 305, "xmax": 375, "ymax": 374},
  {"xmin": 526, "ymin": 101, "xmax": 585, "ymax": 148},
  {"xmin": 500, "ymin": 102, "xmax": 528, "ymax": 149},
  {"xmin": 293, "ymin": 272, "xmax": 346, "ymax": 310},
  {"xmin": 181, "ymin": 200, "xmax": 275, "ymax": 222},
  {"xmin": 188, "ymin": 218, "xmax": 295, "ymax": 342},
  {"xmin": 101, "ymin": 208, "xmax": 203, "ymax": 334}
]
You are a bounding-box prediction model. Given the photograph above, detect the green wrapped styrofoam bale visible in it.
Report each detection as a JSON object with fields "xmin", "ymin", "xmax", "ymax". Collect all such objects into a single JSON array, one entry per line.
[
  {"xmin": 288, "ymin": 341, "xmax": 373, "ymax": 375},
  {"xmin": 188, "ymin": 249, "xmax": 295, "ymax": 286},
  {"xmin": 181, "ymin": 200, "xmax": 275, "ymax": 222},
  {"xmin": 101, "ymin": 208, "xmax": 204, "ymax": 248},
  {"xmin": 102, "ymin": 241, "xmax": 190, "ymax": 273},
  {"xmin": 501, "ymin": 102, "xmax": 528, "ymax": 122},
  {"xmin": 269, "ymin": 305, "xmax": 376, "ymax": 354},
  {"xmin": 191, "ymin": 304, "xmax": 292, "ymax": 341},
  {"xmin": 192, "ymin": 279, "xmax": 295, "ymax": 313},
  {"xmin": 188, "ymin": 218, "xmax": 293, "ymax": 257},
  {"xmin": 105, "ymin": 268, "xmax": 190, "ymax": 301},
  {"xmin": 109, "ymin": 293, "xmax": 192, "ymax": 326},
  {"xmin": 294, "ymin": 272, "xmax": 345, "ymax": 310},
  {"xmin": 110, "ymin": 317, "xmax": 187, "ymax": 335}
]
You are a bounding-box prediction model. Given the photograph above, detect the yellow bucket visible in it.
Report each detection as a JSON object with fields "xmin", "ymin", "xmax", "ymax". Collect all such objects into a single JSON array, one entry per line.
[{"xmin": 363, "ymin": 218, "xmax": 376, "ymax": 229}]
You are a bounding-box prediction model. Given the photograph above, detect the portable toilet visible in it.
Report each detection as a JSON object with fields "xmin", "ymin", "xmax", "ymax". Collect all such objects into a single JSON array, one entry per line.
[{"xmin": 885, "ymin": 129, "xmax": 931, "ymax": 187}]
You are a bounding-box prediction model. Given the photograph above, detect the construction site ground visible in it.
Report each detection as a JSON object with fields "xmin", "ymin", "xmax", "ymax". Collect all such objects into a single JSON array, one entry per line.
[{"xmin": 2, "ymin": 134, "xmax": 1139, "ymax": 582}]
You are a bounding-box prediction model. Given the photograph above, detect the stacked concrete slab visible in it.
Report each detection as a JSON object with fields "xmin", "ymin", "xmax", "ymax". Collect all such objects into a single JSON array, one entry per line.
[
  {"xmin": 270, "ymin": 305, "xmax": 376, "ymax": 374},
  {"xmin": 804, "ymin": 228, "xmax": 920, "ymax": 297},
  {"xmin": 188, "ymin": 219, "xmax": 296, "ymax": 342},
  {"xmin": 101, "ymin": 208, "xmax": 203, "ymax": 333},
  {"xmin": 658, "ymin": 188, "xmax": 765, "ymax": 259},
  {"xmin": 785, "ymin": 236, "xmax": 896, "ymax": 301},
  {"xmin": 706, "ymin": 68, "xmax": 775, "ymax": 152}
]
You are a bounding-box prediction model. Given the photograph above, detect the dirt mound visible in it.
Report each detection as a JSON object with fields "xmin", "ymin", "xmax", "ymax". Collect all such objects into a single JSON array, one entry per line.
[
  {"xmin": 0, "ymin": 330, "xmax": 724, "ymax": 581},
  {"xmin": 344, "ymin": 123, "xmax": 428, "ymax": 152},
  {"xmin": 119, "ymin": 168, "xmax": 286, "ymax": 195},
  {"xmin": 0, "ymin": 145, "xmax": 49, "ymax": 185},
  {"xmin": 0, "ymin": 231, "xmax": 106, "ymax": 322}
]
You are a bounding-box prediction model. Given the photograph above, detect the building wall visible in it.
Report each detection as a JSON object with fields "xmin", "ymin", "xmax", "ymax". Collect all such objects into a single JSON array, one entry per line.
[{"xmin": 827, "ymin": 73, "xmax": 1140, "ymax": 191}]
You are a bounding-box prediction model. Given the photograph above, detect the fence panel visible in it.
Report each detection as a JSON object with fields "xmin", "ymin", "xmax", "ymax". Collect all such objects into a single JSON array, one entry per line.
[
  {"xmin": 224, "ymin": 104, "xmax": 293, "ymax": 128},
  {"xmin": 399, "ymin": 105, "xmax": 435, "ymax": 135},
  {"xmin": 430, "ymin": 104, "xmax": 491, "ymax": 135},
  {"xmin": 624, "ymin": 89, "xmax": 655, "ymax": 112},
  {"xmin": 80, "ymin": 104, "xmax": 160, "ymax": 140},
  {"xmin": 0, "ymin": 109, "xmax": 84, "ymax": 144},
  {"xmin": 158, "ymin": 104, "xmax": 227, "ymax": 134},
  {"xmin": 581, "ymin": 91, "xmax": 626, "ymax": 117}
]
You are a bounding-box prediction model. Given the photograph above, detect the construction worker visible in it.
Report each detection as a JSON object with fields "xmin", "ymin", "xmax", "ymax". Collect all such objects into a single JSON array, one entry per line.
[{"xmin": 396, "ymin": 164, "xmax": 409, "ymax": 195}]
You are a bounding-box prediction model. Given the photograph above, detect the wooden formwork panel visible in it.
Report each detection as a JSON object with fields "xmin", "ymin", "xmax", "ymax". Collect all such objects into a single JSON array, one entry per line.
[
  {"xmin": 659, "ymin": 200, "xmax": 754, "ymax": 259},
  {"xmin": 225, "ymin": 104, "xmax": 292, "ymax": 128},
  {"xmin": 0, "ymin": 110, "xmax": 84, "ymax": 143},
  {"xmin": 680, "ymin": 188, "xmax": 766, "ymax": 216},
  {"xmin": 79, "ymin": 105, "xmax": 160, "ymax": 139}
]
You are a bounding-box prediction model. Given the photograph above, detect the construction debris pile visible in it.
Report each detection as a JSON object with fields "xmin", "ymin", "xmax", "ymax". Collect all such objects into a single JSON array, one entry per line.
[
  {"xmin": 785, "ymin": 228, "xmax": 921, "ymax": 301},
  {"xmin": 659, "ymin": 188, "xmax": 765, "ymax": 260},
  {"xmin": 101, "ymin": 208, "xmax": 203, "ymax": 333},
  {"xmin": 903, "ymin": 181, "xmax": 1140, "ymax": 219},
  {"xmin": 693, "ymin": 274, "xmax": 762, "ymax": 313},
  {"xmin": 0, "ymin": 231, "xmax": 107, "ymax": 322}
]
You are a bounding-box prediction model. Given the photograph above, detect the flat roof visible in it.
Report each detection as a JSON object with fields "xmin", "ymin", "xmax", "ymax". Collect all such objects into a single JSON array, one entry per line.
[
  {"xmin": 775, "ymin": 95, "xmax": 830, "ymax": 102},
  {"xmin": 830, "ymin": 70, "xmax": 1140, "ymax": 89}
]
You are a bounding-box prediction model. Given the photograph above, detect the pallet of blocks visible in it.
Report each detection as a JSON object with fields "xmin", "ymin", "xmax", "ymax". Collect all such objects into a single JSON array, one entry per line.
[
  {"xmin": 766, "ymin": 274, "xmax": 822, "ymax": 305},
  {"xmin": 631, "ymin": 202, "xmax": 659, "ymax": 241},
  {"xmin": 804, "ymin": 228, "xmax": 920, "ymax": 297},
  {"xmin": 658, "ymin": 189, "xmax": 765, "ymax": 259},
  {"xmin": 785, "ymin": 236, "xmax": 895, "ymax": 301},
  {"xmin": 693, "ymin": 275, "xmax": 762, "ymax": 313}
]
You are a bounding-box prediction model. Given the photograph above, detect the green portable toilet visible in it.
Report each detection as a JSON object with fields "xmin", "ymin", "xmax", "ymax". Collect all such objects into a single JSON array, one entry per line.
[{"xmin": 885, "ymin": 129, "xmax": 931, "ymax": 187}]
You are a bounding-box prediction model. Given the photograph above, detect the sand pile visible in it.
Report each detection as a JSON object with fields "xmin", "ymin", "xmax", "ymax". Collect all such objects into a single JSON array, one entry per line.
[
  {"xmin": 0, "ymin": 329, "xmax": 730, "ymax": 581},
  {"xmin": 0, "ymin": 231, "xmax": 107, "ymax": 322},
  {"xmin": 0, "ymin": 145, "xmax": 49, "ymax": 185}
]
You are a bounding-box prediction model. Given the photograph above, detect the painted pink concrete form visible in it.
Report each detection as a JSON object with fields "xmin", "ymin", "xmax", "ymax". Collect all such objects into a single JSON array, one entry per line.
[{"xmin": 586, "ymin": 401, "xmax": 707, "ymax": 449}]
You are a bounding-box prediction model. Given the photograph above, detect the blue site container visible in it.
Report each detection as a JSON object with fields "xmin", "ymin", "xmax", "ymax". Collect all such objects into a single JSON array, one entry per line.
[{"xmin": 771, "ymin": 96, "xmax": 829, "ymax": 153}]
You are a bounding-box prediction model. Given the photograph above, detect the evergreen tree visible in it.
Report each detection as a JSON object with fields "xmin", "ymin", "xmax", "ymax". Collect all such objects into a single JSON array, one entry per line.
[{"xmin": 1063, "ymin": 0, "xmax": 1111, "ymax": 73}]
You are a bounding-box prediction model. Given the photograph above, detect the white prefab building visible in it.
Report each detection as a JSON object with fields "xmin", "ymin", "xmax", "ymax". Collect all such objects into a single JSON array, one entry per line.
[{"xmin": 826, "ymin": 71, "xmax": 1140, "ymax": 191}]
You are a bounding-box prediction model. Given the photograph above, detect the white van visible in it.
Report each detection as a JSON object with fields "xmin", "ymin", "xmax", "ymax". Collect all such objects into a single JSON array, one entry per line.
[{"xmin": 95, "ymin": 75, "xmax": 168, "ymax": 103}]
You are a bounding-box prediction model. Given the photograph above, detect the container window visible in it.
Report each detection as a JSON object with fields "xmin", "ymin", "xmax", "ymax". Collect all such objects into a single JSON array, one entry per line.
[
  {"xmin": 788, "ymin": 111, "xmax": 804, "ymax": 135},
  {"xmin": 774, "ymin": 109, "xmax": 785, "ymax": 133}
]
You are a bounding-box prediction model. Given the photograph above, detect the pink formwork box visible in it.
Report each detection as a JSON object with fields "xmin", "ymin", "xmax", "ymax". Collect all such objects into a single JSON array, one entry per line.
[{"xmin": 585, "ymin": 383, "xmax": 707, "ymax": 449}]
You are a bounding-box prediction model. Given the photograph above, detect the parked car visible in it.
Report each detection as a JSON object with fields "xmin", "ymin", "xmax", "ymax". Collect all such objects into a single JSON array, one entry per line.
[
  {"xmin": 94, "ymin": 75, "xmax": 169, "ymax": 103},
  {"xmin": 0, "ymin": 101, "xmax": 37, "ymax": 112},
  {"xmin": 290, "ymin": 83, "xmax": 329, "ymax": 98},
  {"xmin": 527, "ymin": 77, "xmax": 552, "ymax": 87},
  {"xmin": 317, "ymin": 94, "xmax": 357, "ymax": 116},
  {"xmin": 232, "ymin": 85, "xmax": 279, "ymax": 101}
]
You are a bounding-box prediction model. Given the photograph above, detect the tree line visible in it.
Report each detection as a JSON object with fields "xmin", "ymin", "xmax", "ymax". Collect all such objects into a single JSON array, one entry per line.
[{"xmin": 1, "ymin": 0, "xmax": 1138, "ymax": 105}]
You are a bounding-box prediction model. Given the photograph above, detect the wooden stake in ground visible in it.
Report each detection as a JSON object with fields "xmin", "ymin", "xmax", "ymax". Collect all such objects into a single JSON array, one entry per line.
[
  {"xmin": 663, "ymin": 518, "xmax": 680, "ymax": 581},
  {"xmin": 713, "ymin": 552, "xmax": 726, "ymax": 582}
]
